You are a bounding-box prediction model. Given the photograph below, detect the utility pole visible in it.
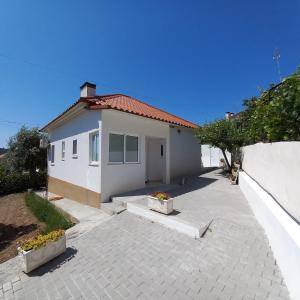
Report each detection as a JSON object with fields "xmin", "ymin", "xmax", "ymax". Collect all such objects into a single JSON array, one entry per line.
[{"xmin": 273, "ymin": 48, "xmax": 282, "ymax": 82}]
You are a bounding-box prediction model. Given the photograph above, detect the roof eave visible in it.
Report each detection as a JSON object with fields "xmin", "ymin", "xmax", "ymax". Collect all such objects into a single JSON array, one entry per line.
[{"xmin": 40, "ymin": 101, "xmax": 88, "ymax": 132}]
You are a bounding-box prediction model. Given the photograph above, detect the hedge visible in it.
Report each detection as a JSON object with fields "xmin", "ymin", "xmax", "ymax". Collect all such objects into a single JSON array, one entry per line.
[{"xmin": 0, "ymin": 171, "xmax": 46, "ymax": 196}]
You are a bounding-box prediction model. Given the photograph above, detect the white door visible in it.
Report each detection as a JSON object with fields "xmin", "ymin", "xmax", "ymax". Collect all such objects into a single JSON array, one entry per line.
[{"xmin": 146, "ymin": 138, "xmax": 165, "ymax": 182}]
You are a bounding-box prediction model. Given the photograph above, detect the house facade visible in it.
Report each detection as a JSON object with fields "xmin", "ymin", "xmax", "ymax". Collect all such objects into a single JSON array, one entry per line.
[{"xmin": 42, "ymin": 82, "xmax": 202, "ymax": 208}]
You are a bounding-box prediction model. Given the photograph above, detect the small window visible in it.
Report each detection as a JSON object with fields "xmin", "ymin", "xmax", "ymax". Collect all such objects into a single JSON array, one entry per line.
[
  {"xmin": 51, "ymin": 145, "xmax": 55, "ymax": 164},
  {"xmin": 89, "ymin": 132, "xmax": 99, "ymax": 164},
  {"xmin": 72, "ymin": 139, "xmax": 77, "ymax": 157},
  {"xmin": 125, "ymin": 135, "xmax": 138, "ymax": 163},
  {"xmin": 47, "ymin": 145, "xmax": 51, "ymax": 161},
  {"xmin": 61, "ymin": 141, "xmax": 65, "ymax": 160},
  {"xmin": 109, "ymin": 134, "xmax": 124, "ymax": 163}
]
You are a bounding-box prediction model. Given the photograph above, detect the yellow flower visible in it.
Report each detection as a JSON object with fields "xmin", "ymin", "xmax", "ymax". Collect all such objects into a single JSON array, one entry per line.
[{"xmin": 21, "ymin": 229, "xmax": 65, "ymax": 251}]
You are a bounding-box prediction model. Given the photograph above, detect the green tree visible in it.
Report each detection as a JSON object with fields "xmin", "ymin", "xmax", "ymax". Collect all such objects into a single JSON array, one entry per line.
[
  {"xmin": 6, "ymin": 126, "xmax": 47, "ymax": 175},
  {"xmin": 262, "ymin": 73, "xmax": 300, "ymax": 141},
  {"xmin": 196, "ymin": 119, "xmax": 243, "ymax": 171},
  {"xmin": 240, "ymin": 69, "xmax": 300, "ymax": 144}
]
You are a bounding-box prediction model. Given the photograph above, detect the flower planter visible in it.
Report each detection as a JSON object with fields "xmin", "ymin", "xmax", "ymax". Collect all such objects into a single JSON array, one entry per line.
[
  {"xmin": 18, "ymin": 235, "xmax": 66, "ymax": 273},
  {"xmin": 148, "ymin": 196, "xmax": 174, "ymax": 215}
]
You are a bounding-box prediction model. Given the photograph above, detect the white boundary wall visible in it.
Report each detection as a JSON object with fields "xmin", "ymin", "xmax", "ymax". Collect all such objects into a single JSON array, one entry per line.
[
  {"xmin": 201, "ymin": 145, "xmax": 231, "ymax": 168},
  {"xmin": 239, "ymin": 172, "xmax": 300, "ymax": 300},
  {"xmin": 242, "ymin": 142, "xmax": 300, "ymax": 221}
]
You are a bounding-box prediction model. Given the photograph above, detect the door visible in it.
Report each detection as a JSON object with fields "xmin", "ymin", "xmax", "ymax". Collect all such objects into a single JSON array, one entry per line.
[{"xmin": 146, "ymin": 138, "xmax": 165, "ymax": 182}]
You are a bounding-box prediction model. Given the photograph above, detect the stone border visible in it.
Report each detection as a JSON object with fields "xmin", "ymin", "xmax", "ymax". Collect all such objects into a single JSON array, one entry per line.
[{"xmin": 127, "ymin": 201, "xmax": 210, "ymax": 238}]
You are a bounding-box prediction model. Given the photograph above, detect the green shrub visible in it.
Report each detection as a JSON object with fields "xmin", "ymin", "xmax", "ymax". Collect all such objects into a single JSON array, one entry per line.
[
  {"xmin": 238, "ymin": 70, "xmax": 300, "ymax": 144},
  {"xmin": 0, "ymin": 171, "xmax": 46, "ymax": 196},
  {"xmin": 25, "ymin": 193, "xmax": 73, "ymax": 233},
  {"xmin": 0, "ymin": 172, "xmax": 29, "ymax": 195}
]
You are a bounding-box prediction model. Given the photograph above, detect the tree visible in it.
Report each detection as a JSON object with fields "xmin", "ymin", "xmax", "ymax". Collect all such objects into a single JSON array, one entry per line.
[
  {"xmin": 196, "ymin": 119, "xmax": 243, "ymax": 170},
  {"xmin": 6, "ymin": 126, "xmax": 47, "ymax": 174},
  {"xmin": 239, "ymin": 69, "xmax": 300, "ymax": 144}
]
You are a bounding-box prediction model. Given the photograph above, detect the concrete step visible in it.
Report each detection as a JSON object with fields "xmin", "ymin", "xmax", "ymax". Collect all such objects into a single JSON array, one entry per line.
[
  {"xmin": 112, "ymin": 195, "xmax": 146, "ymax": 208},
  {"xmin": 126, "ymin": 201, "xmax": 213, "ymax": 239},
  {"xmin": 101, "ymin": 202, "xmax": 126, "ymax": 216}
]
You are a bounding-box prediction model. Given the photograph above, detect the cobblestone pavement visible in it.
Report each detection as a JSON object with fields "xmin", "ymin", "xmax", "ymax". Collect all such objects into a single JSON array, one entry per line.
[{"xmin": 0, "ymin": 170, "xmax": 290, "ymax": 300}]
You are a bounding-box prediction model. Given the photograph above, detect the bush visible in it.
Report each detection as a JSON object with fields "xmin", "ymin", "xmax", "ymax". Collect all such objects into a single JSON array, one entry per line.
[
  {"xmin": 20, "ymin": 229, "xmax": 65, "ymax": 252},
  {"xmin": 238, "ymin": 70, "xmax": 300, "ymax": 144},
  {"xmin": 0, "ymin": 170, "xmax": 46, "ymax": 196},
  {"xmin": 0, "ymin": 172, "xmax": 30, "ymax": 195},
  {"xmin": 25, "ymin": 193, "xmax": 73, "ymax": 233}
]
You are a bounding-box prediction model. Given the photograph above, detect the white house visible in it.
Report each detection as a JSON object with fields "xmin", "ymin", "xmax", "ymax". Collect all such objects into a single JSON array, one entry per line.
[{"xmin": 42, "ymin": 82, "xmax": 202, "ymax": 208}]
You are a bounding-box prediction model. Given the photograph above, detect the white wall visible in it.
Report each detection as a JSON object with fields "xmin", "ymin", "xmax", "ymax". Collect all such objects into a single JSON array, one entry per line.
[
  {"xmin": 242, "ymin": 142, "xmax": 300, "ymax": 221},
  {"xmin": 101, "ymin": 110, "xmax": 170, "ymax": 202},
  {"xmin": 201, "ymin": 145, "xmax": 231, "ymax": 168},
  {"xmin": 239, "ymin": 172, "xmax": 300, "ymax": 300},
  {"xmin": 169, "ymin": 127, "xmax": 202, "ymax": 178},
  {"xmin": 48, "ymin": 110, "xmax": 101, "ymax": 193}
]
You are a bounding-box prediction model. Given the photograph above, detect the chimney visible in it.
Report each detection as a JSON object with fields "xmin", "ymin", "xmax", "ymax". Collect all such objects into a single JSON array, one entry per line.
[
  {"xmin": 225, "ymin": 112, "xmax": 234, "ymax": 120},
  {"xmin": 80, "ymin": 82, "xmax": 96, "ymax": 97}
]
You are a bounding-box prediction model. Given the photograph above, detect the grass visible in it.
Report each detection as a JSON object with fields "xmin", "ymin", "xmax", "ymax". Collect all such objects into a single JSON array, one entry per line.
[{"xmin": 25, "ymin": 192, "xmax": 74, "ymax": 233}]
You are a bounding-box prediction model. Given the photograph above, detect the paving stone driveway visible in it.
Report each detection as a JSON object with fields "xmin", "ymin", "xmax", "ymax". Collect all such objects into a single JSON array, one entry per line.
[{"xmin": 0, "ymin": 170, "xmax": 290, "ymax": 300}]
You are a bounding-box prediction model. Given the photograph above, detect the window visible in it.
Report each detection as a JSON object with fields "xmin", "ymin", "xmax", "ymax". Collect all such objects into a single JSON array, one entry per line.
[
  {"xmin": 109, "ymin": 133, "xmax": 124, "ymax": 163},
  {"xmin": 72, "ymin": 139, "xmax": 77, "ymax": 157},
  {"xmin": 47, "ymin": 145, "xmax": 51, "ymax": 161},
  {"xmin": 61, "ymin": 141, "xmax": 65, "ymax": 160},
  {"xmin": 51, "ymin": 145, "xmax": 55, "ymax": 164},
  {"xmin": 89, "ymin": 132, "xmax": 99, "ymax": 164},
  {"xmin": 108, "ymin": 133, "xmax": 139, "ymax": 163},
  {"xmin": 125, "ymin": 135, "xmax": 138, "ymax": 162}
]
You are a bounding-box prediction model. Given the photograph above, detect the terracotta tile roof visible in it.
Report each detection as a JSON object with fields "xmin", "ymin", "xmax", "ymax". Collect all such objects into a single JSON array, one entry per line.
[
  {"xmin": 41, "ymin": 94, "xmax": 198, "ymax": 131},
  {"xmin": 83, "ymin": 94, "xmax": 198, "ymax": 128}
]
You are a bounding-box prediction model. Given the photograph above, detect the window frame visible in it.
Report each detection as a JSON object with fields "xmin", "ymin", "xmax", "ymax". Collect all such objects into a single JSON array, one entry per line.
[
  {"xmin": 108, "ymin": 132, "xmax": 139, "ymax": 165},
  {"xmin": 72, "ymin": 139, "xmax": 78, "ymax": 158},
  {"xmin": 61, "ymin": 141, "xmax": 65, "ymax": 161},
  {"xmin": 50, "ymin": 144, "xmax": 55, "ymax": 165},
  {"xmin": 89, "ymin": 131, "xmax": 99, "ymax": 166}
]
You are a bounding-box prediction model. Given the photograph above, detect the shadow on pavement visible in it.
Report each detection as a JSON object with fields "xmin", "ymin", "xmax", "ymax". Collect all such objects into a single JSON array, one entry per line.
[
  {"xmin": 169, "ymin": 176, "xmax": 218, "ymax": 198},
  {"xmin": 114, "ymin": 169, "xmax": 221, "ymax": 201},
  {"xmin": 27, "ymin": 247, "xmax": 77, "ymax": 277}
]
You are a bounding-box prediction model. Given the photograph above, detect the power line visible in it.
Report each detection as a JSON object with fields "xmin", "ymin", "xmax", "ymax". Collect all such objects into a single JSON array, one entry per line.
[
  {"xmin": 0, "ymin": 52, "xmax": 156, "ymax": 100},
  {"xmin": 0, "ymin": 119, "xmax": 40, "ymax": 127}
]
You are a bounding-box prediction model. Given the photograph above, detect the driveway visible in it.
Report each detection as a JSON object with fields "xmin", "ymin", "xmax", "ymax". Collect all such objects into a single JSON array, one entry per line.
[{"xmin": 0, "ymin": 170, "xmax": 290, "ymax": 299}]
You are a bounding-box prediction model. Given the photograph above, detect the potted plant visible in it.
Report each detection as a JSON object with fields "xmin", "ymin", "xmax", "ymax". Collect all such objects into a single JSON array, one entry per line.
[
  {"xmin": 220, "ymin": 158, "xmax": 226, "ymax": 168},
  {"xmin": 18, "ymin": 229, "xmax": 66, "ymax": 273},
  {"xmin": 148, "ymin": 192, "xmax": 173, "ymax": 215}
]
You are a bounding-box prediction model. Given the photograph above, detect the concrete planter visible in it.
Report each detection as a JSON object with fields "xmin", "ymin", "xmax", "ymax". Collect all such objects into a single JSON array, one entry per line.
[
  {"xmin": 18, "ymin": 235, "xmax": 66, "ymax": 273},
  {"xmin": 148, "ymin": 196, "xmax": 173, "ymax": 215}
]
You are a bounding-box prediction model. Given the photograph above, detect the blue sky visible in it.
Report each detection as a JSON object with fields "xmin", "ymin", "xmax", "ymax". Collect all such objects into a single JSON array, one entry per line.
[{"xmin": 0, "ymin": 0, "xmax": 300, "ymax": 147}]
